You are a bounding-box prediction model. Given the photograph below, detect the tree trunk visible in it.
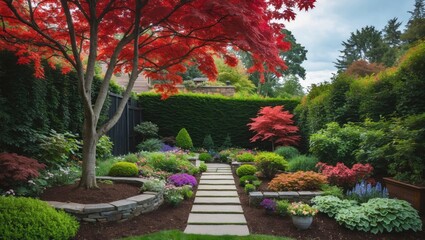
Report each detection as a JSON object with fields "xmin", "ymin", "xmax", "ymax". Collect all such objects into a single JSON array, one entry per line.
[
  {"xmin": 79, "ymin": 116, "xmax": 99, "ymax": 189},
  {"xmin": 271, "ymin": 139, "xmax": 275, "ymax": 152}
]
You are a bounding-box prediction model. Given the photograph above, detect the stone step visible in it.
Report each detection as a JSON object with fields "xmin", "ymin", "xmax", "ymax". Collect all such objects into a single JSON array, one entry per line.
[
  {"xmin": 199, "ymin": 180, "xmax": 235, "ymax": 185},
  {"xmin": 202, "ymin": 172, "xmax": 233, "ymax": 175},
  {"xmin": 187, "ymin": 213, "xmax": 247, "ymax": 224},
  {"xmin": 194, "ymin": 197, "xmax": 240, "ymax": 204},
  {"xmin": 191, "ymin": 205, "xmax": 243, "ymax": 213},
  {"xmin": 196, "ymin": 191, "xmax": 238, "ymax": 197},
  {"xmin": 201, "ymin": 175, "xmax": 234, "ymax": 180},
  {"xmin": 197, "ymin": 185, "xmax": 237, "ymax": 190},
  {"xmin": 184, "ymin": 225, "xmax": 249, "ymax": 236}
]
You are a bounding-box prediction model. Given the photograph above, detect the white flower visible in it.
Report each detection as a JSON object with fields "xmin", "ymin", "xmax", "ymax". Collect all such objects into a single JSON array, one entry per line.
[{"xmin": 28, "ymin": 180, "xmax": 36, "ymax": 185}]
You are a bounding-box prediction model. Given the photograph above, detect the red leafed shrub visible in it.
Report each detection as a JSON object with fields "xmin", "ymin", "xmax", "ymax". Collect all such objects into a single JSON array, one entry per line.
[
  {"xmin": 268, "ymin": 171, "xmax": 328, "ymax": 191},
  {"xmin": 316, "ymin": 162, "xmax": 373, "ymax": 188},
  {"xmin": 0, "ymin": 153, "xmax": 46, "ymax": 188}
]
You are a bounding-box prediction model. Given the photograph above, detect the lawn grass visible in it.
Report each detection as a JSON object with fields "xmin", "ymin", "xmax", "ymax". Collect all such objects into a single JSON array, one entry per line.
[{"xmin": 123, "ymin": 230, "xmax": 293, "ymax": 240}]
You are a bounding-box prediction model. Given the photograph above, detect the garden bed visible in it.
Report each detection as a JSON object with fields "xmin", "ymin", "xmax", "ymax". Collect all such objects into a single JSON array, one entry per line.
[{"xmin": 234, "ymin": 172, "xmax": 425, "ymax": 240}]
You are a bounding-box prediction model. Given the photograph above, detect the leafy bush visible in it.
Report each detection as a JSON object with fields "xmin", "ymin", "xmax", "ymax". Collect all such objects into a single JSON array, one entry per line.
[
  {"xmin": 0, "ymin": 196, "xmax": 79, "ymax": 240},
  {"xmin": 316, "ymin": 162, "xmax": 373, "ymax": 189},
  {"xmin": 274, "ymin": 146, "xmax": 300, "ymax": 160},
  {"xmin": 199, "ymin": 153, "xmax": 213, "ymax": 162},
  {"xmin": 108, "ymin": 162, "xmax": 138, "ymax": 177},
  {"xmin": 164, "ymin": 185, "xmax": 185, "ymax": 206},
  {"xmin": 287, "ymin": 155, "xmax": 318, "ymax": 172},
  {"xmin": 124, "ymin": 154, "xmax": 139, "ymax": 163},
  {"xmin": 141, "ymin": 179, "xmax": 166, "ymax": 192},
  {"xmin": 311, "ymin": 195, "xmax": 358, "ymax": 217},
  {"xmin": 38, "ymin": 130, "xmax": 81, "ymax": 166},
  {"xmin": 202, "ymin": 134, "xmax": 215, "ymax": 150},
  {"xmin": 144, "ymin": 152, "xmax": 196, "ymax": 174},
  {"xmin": 134, "ymin": 121, "xmax": 159, "ymax": 140},
  {"xmin": 268, "ymin": 171, "xmax": 328, "ymax": 191},
  {"xmin": 180, "ymin": 185, "xmax": 193, "ymax": 199},
  {"xmin": 221, "ymin": 134, "xmax": 232, "ymax": 150},
  {"xmin": 239, "ymin": 175, "xmax": 259, "ymax": 187},
  {"xmin": 96, "ymin": 135, "xmax": 113, "ymax": 160},
  {"xmin": 254, "ymin": 152, "xmax": 288, "ymax": 179},
  {"xmin": 236, "ymin": 165, "xmax": 257, "ymax": 177},
  {"xmin": 137, "ymin": 138, "xmax": 163, "ymax": 152},
  {"xmin": 168, "ymin": 173, "xmax": 197, "ymax": 187},
  {"xmin": 346, "ymin": 181, "xmax": 388, "ymax": 203},
  {"xmin": 175, "ymin": 128, "xmax": 193, "ymax": 150},
  {"xmin": 244, "ymin": 184, "xmax": 256, "ymax": 193},
  {"xmin": 320, "ymin": 184, "xmax": 344, "ymax": 199},
  {"xmin": 0, "ymin": 153, "xmax": 46, "ymax": 189},
  {"xmin": 276, "ymin": 200, "xmax": 290, "ymax": 216},
  {"xmin": 96, "ymin": 157, "xmax": 120, "ymax": 176},
  {"xmin": 236, "ymin": 152, "xmax": 255, "ymax": 162},
  {"xmin": 199, "ymin": 163, "xmax": 207, "ymax": 172},
  {"xmin": 335, "ymin": 198, "xmax": 422, "ymax": 234}
]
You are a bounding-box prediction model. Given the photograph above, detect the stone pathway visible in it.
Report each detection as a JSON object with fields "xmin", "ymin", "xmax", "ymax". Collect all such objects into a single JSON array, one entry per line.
[{"xmin": 184, "ymin": 163, "xmax": 249, "ymax": 236}]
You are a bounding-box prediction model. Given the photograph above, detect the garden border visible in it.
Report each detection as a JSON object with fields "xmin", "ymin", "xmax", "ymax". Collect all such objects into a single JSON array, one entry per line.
[
  {"xmin": 249, "ymin": 191, "xmax": 323, "ymax": 206},
  {"xmin": 46, "ymin": 177, "xmax": 164, "ymax": 222}
]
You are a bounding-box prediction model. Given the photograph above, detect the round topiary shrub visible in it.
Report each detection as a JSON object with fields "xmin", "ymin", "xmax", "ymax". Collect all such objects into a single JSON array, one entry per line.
[
  {"xmin": 236, "ymin": 152, "xmax": 255, "ymax": 162},
  {"xmin": 108, "ymin": 161, "xmax": 139, "ymax": 177},
  {"xmin": 236, "ymin": 164, "xmax": 257, "ymax": 177},
  {"xmin": 0, "ymin": 196, "xmax": 79, "ymax": 240},
  {"xmin": 176, "ymin": 128, "xmax": 193, "ymax": 149},
  {"xmin": 254, "ymin": 152, "xmax": 288, "ymax": 179},
  {"xmin": 199, "ymin": 153, "xmax": 213, "ymax": 162},
  {"xmin": 239, "ymin": 175, "xmax": 259, "ymax": 186}
]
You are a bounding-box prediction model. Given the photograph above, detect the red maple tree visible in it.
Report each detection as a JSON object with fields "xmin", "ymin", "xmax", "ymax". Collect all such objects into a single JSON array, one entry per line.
[
  {"xmin": 0, "ymin": 0, "xmax": 315, "ymax": 188},
  {"xmin": 247, "ymin": 105, "xmax": 300, "ymax": 150}
]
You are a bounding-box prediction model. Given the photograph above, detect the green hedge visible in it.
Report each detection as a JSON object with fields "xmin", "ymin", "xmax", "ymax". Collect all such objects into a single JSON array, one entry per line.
[{"xmin": 138, "ymin": 93, "xmax": 299, "ymax": 149}]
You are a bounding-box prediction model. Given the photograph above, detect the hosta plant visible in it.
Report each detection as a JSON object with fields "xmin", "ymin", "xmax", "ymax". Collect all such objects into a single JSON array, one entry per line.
[
  {"xmin": 335, "ymin": 198, "xmax": 422, "ymax": 234},
  {"xmin": 311, "ymin": 195, "xmax": 357, "ymax": 217}
]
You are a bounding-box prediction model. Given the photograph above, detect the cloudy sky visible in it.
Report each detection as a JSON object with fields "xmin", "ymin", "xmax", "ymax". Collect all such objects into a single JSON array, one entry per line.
[{"xmin": 284, "ymin": 0, "xmax": 415, "ymax": 90}]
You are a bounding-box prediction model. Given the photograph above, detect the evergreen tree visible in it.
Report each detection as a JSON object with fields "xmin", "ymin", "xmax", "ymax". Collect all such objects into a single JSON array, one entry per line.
[
  {"xmin": 402, "ymin": 0, "xmax": 425, "ymax": 43},
  {"xmin": 383, "ymin": 18, "xmax": 402, "ymax": 48}
]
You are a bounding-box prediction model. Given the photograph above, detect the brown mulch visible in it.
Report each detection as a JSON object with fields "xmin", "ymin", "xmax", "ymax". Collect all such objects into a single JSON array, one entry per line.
[
  {"xmin": 40, "ymin": 182, "xmax": 141, "ymax": 204},
  {"xmin": 233, "ymin": 170, "xmax": 425, "ymax": 240}
]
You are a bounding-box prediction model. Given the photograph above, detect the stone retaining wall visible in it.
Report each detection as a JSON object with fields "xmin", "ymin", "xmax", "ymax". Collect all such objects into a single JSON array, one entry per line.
[
  {"xmin": 249, "ymin": 191, "xmax": 323, "ymax": 206},
  {"xmin": 46, "ymin": 177, "xmax": 164, "ymax": 222}
]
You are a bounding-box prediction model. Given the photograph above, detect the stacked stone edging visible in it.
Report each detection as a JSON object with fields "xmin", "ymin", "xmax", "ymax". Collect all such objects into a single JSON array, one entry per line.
[
  {"xmin": 46, "ymin": 177, "xmax": 163, "ymax": 222},
  {"xmin": 249, "ymin": 191, "xmax": 323, "ymax": 206}
]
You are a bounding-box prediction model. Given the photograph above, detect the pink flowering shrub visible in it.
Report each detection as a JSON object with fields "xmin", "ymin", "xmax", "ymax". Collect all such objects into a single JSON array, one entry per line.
[
  {"xmin": 0, "ymin": 153, "xmax": 46, "ymax": 188},
  {"xmin": 316, "ymin": 162, "xmax": 373, "ymax": 188}
]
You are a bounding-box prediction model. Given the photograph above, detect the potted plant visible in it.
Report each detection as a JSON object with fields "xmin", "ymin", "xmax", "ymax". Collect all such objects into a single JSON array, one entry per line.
[
  {"xmin": 260, "ymin": 198, "xmax": 276, "ymax": 214},
  {"xmin": 288, "ymin": 202, "xmax": 318, "ymax": 230}
]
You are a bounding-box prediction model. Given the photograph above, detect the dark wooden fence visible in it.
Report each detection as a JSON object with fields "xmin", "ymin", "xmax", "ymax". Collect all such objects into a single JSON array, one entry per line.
[{"xmin": 107, "ymin": 92, "xmax": 142, "ymax": 155}]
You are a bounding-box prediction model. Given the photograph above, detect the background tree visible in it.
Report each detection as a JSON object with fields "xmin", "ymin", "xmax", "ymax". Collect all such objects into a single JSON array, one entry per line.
[
  {"xmin": 215, "ymin": 57, "xmax": 255, "ymax": 93},
  {"xmin": 0, "ymin": 0, "xmax": 315, "ymax": 188},
  {"xmin": 402, "ymin": 0, "xmax": 425, "ymax": 43},
  {"xmin": 274, "ymin": 75, "xmax": 305, "ymax": 98},
  {"xmin": 345, "ymin": 60, "xmax": 385, "ymax": 78},
  {"xmin": 247, "ymin": 105, "xmax": 300, "ymax": 151}
]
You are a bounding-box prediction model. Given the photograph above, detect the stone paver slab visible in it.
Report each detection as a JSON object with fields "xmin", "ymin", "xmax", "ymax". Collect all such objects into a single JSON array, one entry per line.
[
  {"xmin": 196, "ymin": 191, "xmax": 238, "ymax": 197},
  {"xmin": 185, "ymin": 225, "xmax": 249, "ymax": 236},
  {"xmin": 191, "ymin": 205, "xmax": 243, "ymax": 213},
  {"xmin": 202, "ymin": 172, "xmax": 232, "ymax": 175},
  {"xmin": 201, "ymin": 175, "xmax": 234, "ymax": 180},
  {"xmin": 194, "ymin": 197, "xmax": 240, "ymax": 204},
  {"xmin": 126, "ymin": 194, "xmax": 155, "ymax": 204},
  {"xmin": 198, "ymin": 185, "xmax": 237, "ymax": 190},
  {"xmin": 199, "ymin": 179, "xmax": 235, "ymax": 185},
  {"xmin": 187, "ymin": 213, "xmax": 246, "ymax": 224}
]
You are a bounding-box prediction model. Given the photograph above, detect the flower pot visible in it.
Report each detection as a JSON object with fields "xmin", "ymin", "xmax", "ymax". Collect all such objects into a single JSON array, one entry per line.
[
  {"xmin": 384, "ymin": 177, "xmax": 425, "ymax": 213},
  {"xmin": 291, "ymin": 215, "xmax": 313, "ymax": 230}
]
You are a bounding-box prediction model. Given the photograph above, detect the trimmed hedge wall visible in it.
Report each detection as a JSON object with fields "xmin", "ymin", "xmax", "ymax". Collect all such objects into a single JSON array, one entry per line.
[{"xmin": 138, "ymin": 93, "xmax": 299, "ymax": 149}]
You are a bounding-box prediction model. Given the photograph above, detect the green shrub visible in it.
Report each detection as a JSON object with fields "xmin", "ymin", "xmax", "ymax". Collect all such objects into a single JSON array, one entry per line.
[
  {"xmin": 244, "ymin": 184, "xmax": 256, "ymax": 193},
  {"xmin": 134, "ymin": 121, "xmax": 159, "ymax": 140},
  {"xmin": 38, "ymin": 130, "xmax": 81, "ymax": 167},
  {"xmin": 199, "ymin": 153, "xmax": 213, "ymax": 162},
  {"xmin": 276, "ymin": 200, "xmax": 290, "ymax": 216},
  {"xmin": 96, "ymin": 157, "xmax": 120, "ymax": 176},
  {"xmin": 236, "ymin": 165, "xmax": 257, "ymax": 177},
  {"xmin": 0, "ymin": 196, "xmax": 79, "ymax": 240},
  {"xmin": 311, "ymin": 196, "xmax": 358, "ymax": 217},
  {"xmin": 137, "ymin": 138, "xmax": 163, "ymax": 152},
  {"xmin": 144, "ymin": 152, "xmax": 195, "ymax": 174},
  {"xmin": 268, "ymin": 171, "xmax": 328, "ymax": 191},
  {"xmin": 96, "ymin": 135, "xmax": 113, "ymax": 160},
  {"xmin": 254, "ymin": 152, "xmax": 288, "ymax": 179},
  {"xmin": 274, "ymin": 146, "xmax": 300, "ymax": 160},
  {"xmin": 239, "ymin": 175, "xmax": 259, "ymax": 186},
  {"xmin": 176, "ymin": 128, "xmax": 193, "ymax": 149},
  {"xmin": 164, "ymin": 187, "xmax": 185, "ymax": 206},
  {"xmin": 108, "ymin": 162, "xmax": 138, "ymax": 177},
  {"xmin": 335, "ymin": 198, "xmax": 422, "ymax": 234},
  {"xmin": 141, "ymin": 179, "xmax": 166, "ymax": 192},
  {"xmin": 220, "ymin": 134, "xmax": 232, "ymax": 150},
  {"xmin": 199, "ymin": 162, "xmax": 207, "ymax": 172},
  {"xmin": 320, "ymin": 184, "xmax": 344, "ymax": 199},
  {"xmin": 287, "ymin": 155, "xmax": 318, "ymax": 172},
  {"xmin": 181, "ymin": 185, "xmax": 193, "ymax": 199},
  {"xmin": 202, "ymin": 134, "xmax": 215, "ymax": 150},
  {"xmin": 236, "ymin": 152, "xmax": 255, "ymax": 162},
  {"xmin": 124, "ymin": 154, "xmax": 139, "ymax": 163}
]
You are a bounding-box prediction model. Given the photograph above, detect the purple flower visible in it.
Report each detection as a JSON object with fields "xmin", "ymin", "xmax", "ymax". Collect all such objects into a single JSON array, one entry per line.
[
  {"xmin": 260, "ymin": 198, "xmax": 276, "ymax": 211},
  {"xmin": 161, "ymin": 144, "xmax": 178, "ymax": 152},
  {"xmin": 168, "ymin": 173, "xmax": 197, "ymax": 187}
]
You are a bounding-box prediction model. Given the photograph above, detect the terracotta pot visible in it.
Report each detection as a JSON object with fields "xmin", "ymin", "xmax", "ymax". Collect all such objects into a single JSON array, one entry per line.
[
  {"xmin": 291, "ymin": 215, "xmax": 313, "ymax": 230},
  {"xmin": 384, "ymin": 177, "xmax": 425, "ymax": 213}
]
